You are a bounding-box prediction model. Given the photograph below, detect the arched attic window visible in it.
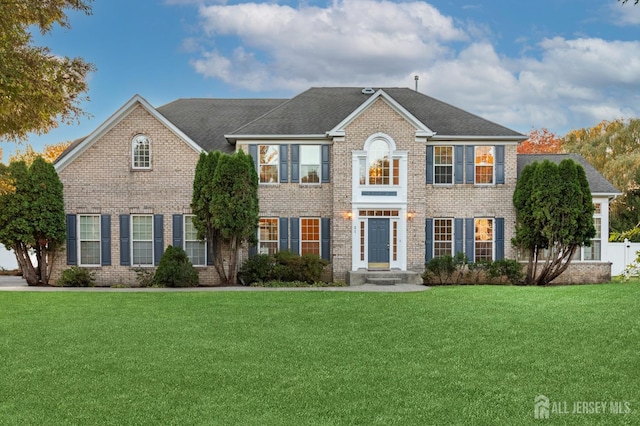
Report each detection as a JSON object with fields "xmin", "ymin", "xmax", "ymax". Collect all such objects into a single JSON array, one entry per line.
[
  {"xmin": 132, "ymin": 134, "xmax": 151, "ymax": 169},
  {"xmin": 359, "ymin": 135, "xmax": 399, "ymax": 186}
]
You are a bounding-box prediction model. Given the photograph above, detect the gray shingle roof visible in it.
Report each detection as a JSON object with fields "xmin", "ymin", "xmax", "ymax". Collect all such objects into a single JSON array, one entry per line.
[
  {"xmin": 229, "ymin": 87, "xmax": 525, "ymax": 138},
  {"xmin": 517, "ymin": 153, "xmax": 620, "ymax": 194},
  {"xmin": 157, "ymin": 98, "xmax": 287, "ymax": 152}
]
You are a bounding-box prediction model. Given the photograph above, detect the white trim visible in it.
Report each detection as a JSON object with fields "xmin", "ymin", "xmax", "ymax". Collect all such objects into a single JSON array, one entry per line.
[
  {"xmin": 55, "ymin": 95, "xmax": 204, "ymax": 172},
  {"xmin": 227, "ymin": 134, "xmax": 327, "ymax": 141},
  {"xmin": 183, "ymin": 214, "xmax": 206, "ymax": 267},
  {"xmin": 131, "ymin": 134, "xmax": 151, "ymax": 170},
  {"xmin": 131, "ymin": 214, "xmax": 154, "ymax": 267},
  {"xmin": 328, "ymin": 89, "xmax": 435, "ymax": 138},
  {"xmin": 77, "ymin": 214, "xmax": 101, "ymax": 267},
  {"xmin": 430, "ymin": 135, "xmax": 526, "ymax": 142}
]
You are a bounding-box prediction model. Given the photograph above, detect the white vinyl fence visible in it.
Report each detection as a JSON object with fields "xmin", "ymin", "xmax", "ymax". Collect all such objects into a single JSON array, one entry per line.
[
  {"xmin": 0, "ymin": 247, "xmax": 18, "ymax": 270},
  {"xmin": 608, "ymin": 241, "xmax": 640, "ymax": 276}
]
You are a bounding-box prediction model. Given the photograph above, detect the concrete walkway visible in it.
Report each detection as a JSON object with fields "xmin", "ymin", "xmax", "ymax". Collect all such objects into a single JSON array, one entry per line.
[{"xmin": 0, "ymin": 275, "xmax": 428, "ymax": 293}]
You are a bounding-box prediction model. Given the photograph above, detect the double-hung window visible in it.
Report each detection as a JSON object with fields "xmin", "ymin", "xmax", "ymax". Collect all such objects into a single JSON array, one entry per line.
[
  {"xmin": 434, "ymin": 218, "xmax": 453, "ymax": 257},
  {"xmin": 301, "ymin": 218, "xmax": 320, "ymax": 255},
  {"xmin": 79, "ymin": 215, "xmax": 100, "ymax": 266},
  {"xmin": 475, "ymin": 218, "xmax": 494, "ymax": 262},
  {"xmin": 132, "ymin": 215, "xmax": 153, "ymax": 266},
  {"xmin": 300, "ymin": 146, "xmax": 321, "ymax": 183},
  {"xmin": 259, "ymin": 145, "xmax": 279, "ymax": 183},
  {"xmin": 259, "ymin": 218, "xmax": 278, "ymax": 255},
  {"xmin": 132, "ymin": 134, "xmax": 151, "ymax": 169},
  {"xmin": 434, "ymin": 147, "xmax": 453, "ymax": 184},
  {"xmin": 583, "ymin": 203, "xmax": 602, "ymax": 261},
  {"xmin": 475, "ymin": 146, "xmax": 494, "ymax": 185},
  {"xmin": 184, "ymin": 215, "xmax": 206, "ymax": 266}
]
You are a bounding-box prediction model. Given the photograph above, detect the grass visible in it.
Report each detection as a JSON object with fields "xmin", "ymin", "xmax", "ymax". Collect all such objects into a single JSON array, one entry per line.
[{"xmin": 0, "ymin": 284, "xmax": 639, "ymax": 425}]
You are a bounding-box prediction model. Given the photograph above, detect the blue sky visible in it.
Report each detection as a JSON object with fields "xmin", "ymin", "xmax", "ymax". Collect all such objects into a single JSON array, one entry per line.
[{"xmin": 5, "ymin": 0, "xmax": 640, "ymax": 159}]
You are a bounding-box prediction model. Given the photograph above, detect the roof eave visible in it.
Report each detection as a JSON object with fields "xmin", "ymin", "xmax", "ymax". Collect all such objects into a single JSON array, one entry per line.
[
  {"xmin": 430, "ymin": 135, "xmax": 527, "ymax": 142},
  {"xmin": 225, "ymin": 134, "xmax": 328, "ymax": 143}
]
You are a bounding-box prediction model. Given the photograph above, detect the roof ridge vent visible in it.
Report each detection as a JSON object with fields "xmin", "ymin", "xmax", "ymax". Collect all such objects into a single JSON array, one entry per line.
[{"xmin": 361, "ymin": 87, "xmax": 375, "ymax": 94}]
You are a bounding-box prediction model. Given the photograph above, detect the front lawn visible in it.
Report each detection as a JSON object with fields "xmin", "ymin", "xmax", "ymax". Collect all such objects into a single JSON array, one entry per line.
[{"xmin": 1, "ymin": 284, "xmax": 638, "ymax": 425}]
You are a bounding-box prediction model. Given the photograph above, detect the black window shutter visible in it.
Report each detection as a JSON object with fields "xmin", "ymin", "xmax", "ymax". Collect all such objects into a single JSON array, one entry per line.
[
  {"xmin": 465, "ymin": 218, "xmax": 475, "ymax": 262},
  {"xmin": 465, "ymin": 146, "xmax": 475, "ymax": 184},
  {"xmin": 280, "ymin": 145, "xmax": 288, "ymax": 183},
  {"xmin": 425, "ymin": 218, "xmax": 433, "ymax": 262},
  {"xmin": 321, "ymin": 145, "xmax": 330, "ymax": 183},
  {"xmin": 426, "ymin": 146, "xmax": 433, "ymax": 184},
  {"xmin": 291, "ymin": 145, "xmax": 300, "ymax": 183},
  {"xmin": 279, "ymin": 217, "xmax": 289, "ymax": 251},
  {"xmin": 153, "ymin": 214, "xmax": 164, "ymax": 266},
  {"xmin": 100, "ymin": 214, "xmax": 111, "ymax": 266},
  {"xmin": 172, "ymin": 214, "xmax": 183, "ymax": 249},
  {"xmin": 454, "ymin": 218, "xmax": 464, "ymax": 255},
  {"xmin": 495, "ymin": 218, "xmax": 505, "ymax": 260},
  {"xmin": 495, "ymin": 145, "xmax": 505, "ymax": 184},
  {"xmin": 248, "ymin": 145, "xmax": 258, "ymax": 171},
  {"xmin": 455, "ymin": 146, "xmax": 464, "ymax": 184},
  {"xmin": 290, "ymin": 218, "xmax": 300, "ymax": 254},
  {"xmin": 66, "ymin": 214, "xmax": 77, "ymax": 265},
  {"xmin": 119, "ymin": 215, "xmax": 130, "ymax": 266},
  {"xmin": 321, "ymin": 218, "xmax": 330, "ymax": 261}
]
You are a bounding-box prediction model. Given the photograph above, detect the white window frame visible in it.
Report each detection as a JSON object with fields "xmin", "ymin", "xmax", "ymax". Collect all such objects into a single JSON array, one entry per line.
[
  {"xmin": 131, "ymin": 215, "xmax": 154, "ymax": 266},
  {"xmin": 78, "ymin": 214, "xmax": 101, "ymax": 266},
  {"xmin": 184, "ymin": 215, "xmax": 206, "ymax": 266},
  {"xmin": 258, "ymin": 218, "xmax": 279, "ymax": 255},
  {"xmin": 259, "ymin": 145, "xmax": 279, "ymax": 184},
  {"xmin": 474, "ymin": 146, "xmax": 494, "ymax": 185},
  {"xmin": 433, "ymin": 218, "xmax": 454, "ymax": 258},
  {"xmin": 474, "ymin": 218, "xmax": 494, "ymax": 262},
  {"xmin": 300, "ymin": 145, "xmax": 321, "ymax": 184},
  {"xmin": 357, "ymin": 136, "xmax": 400, "ymax": 187},
  {"xmin": 132, "ymin": 134, "xmax": 151, "ymax": 170},
  {"xmin": 582, "ymin": 203, "xmax": 602, "ymax": 261},
  {"xmin": 434, "ymin": 146, "xmax": 454, "ymax": 185},
  {"xmin": 300, "ymin": 217, "xmax": 321, "ymax": 256}
]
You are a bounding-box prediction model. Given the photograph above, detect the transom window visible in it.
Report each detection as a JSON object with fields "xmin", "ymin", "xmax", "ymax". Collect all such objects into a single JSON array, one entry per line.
[
  {"xmin": 132, "ymin": 134, "xmax": 151, "ymax": 169},
  {"xmin": 300, "ymin": 146, "xmax": 321, "ymax": 183},
  {"xmin": 184, "ymin": 215, "xmax": 206, "ymax": 266},
  {"xmin": 79, "ymin": 215, "xmax": 100, "ymax": 266},
  {"xmin": 434, "ymin": 147, "xmax": 453, "ymax": 184},
  {"xmin": 301, "ymin": 218, "xmax": 320, "ymax": 255},
  {"xmin": 259, "ymin": 145, "xmax": 279, "ymax": 183},
  {"xmin": 475, "ymin": 146, "xmax": 494, "ymax": 185},
  {"xmin": 434, "ymin": 218, "xmax": 453, "ymax": 257},
  {"xmin": 475, "ymin": 218, "xmax": 494, "ymax": 262},
  {"xmin": 259, "ymin": 218, "xmax": 278, "ymax": 255},
  {"xmin": 132, "ymin": 215, "xmax": 153, "ymax": 266}
]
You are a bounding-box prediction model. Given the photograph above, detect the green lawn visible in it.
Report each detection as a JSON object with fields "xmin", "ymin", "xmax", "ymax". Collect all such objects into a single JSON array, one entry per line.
[{"xmin": 1, "ymin": 284, "xmax": 639, "ymax": 425}]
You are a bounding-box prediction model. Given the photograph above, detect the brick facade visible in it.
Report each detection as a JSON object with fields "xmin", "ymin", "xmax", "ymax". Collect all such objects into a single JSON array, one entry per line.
[{"xmin": 52, "ymin": 91, "xmax": 613, "ymax": 286}]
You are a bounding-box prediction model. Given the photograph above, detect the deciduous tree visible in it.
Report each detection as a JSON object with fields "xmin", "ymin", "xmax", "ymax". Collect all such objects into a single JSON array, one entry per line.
[
  {"xmin": 8, "ymin": 141, "xmax": 71, "ymax": 164},
  {"xmin": 0, "ymin": 157, "xmax": 66, "ymax": 285},
  {"xmin": 513, "ymin": 159, "xmax": 595, "ymax": 285},
  {"xmin": 517, "ymin": 128, "xmax": 563, "ymax": 154},
  {"xmin": 0, "ymin": 0, "xmax": 95, "ymax": 142}
]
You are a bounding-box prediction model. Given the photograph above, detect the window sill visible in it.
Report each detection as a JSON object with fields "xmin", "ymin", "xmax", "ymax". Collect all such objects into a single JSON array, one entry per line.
[{"xmin": 131, "ymin": 168, "xmax": 153, "ymax": 172}]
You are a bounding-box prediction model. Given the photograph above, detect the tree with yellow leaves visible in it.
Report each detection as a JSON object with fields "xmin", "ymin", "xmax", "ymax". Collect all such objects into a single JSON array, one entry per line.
[{"xmin": 8, "ymin": 141, "xmax": 71, "ymax": 165}]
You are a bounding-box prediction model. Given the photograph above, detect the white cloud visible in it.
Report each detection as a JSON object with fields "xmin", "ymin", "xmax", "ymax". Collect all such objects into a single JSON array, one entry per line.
[
  {"xmin": 610, "ymin": 2, "xmax": 640, "ymax": 26},
  {"xmin": 181, "ymin": 0, "xmax": 640, "ymax": 135}
]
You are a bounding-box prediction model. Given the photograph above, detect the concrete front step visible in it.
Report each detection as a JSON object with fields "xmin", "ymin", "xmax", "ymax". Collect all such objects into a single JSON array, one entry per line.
[{"xmin": 348, "ymin": 270, "xmax": 423, "ymax": 286}]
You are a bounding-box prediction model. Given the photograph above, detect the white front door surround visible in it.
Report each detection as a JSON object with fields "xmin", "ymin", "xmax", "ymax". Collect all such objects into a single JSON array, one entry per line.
[{"xmin": 351, "ymin": 133, "xmax": 409, "ymax": 271}]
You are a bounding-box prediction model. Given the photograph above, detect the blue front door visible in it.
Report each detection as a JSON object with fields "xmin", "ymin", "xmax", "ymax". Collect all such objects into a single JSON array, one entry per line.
[{"xmin": 368, "ymin": 218, "xmax": 390, "ymax": 265}]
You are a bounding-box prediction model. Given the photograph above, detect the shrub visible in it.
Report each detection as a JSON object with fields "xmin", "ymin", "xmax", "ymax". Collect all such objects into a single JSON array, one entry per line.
[
  {"xmin": 610, "ymin": 227, "xmax": 640, "ymax": 243},
  {"xmin": 488, "ymin": 259, "xmax": 524, "ymax": 285},
  {"xmin": 238, "ymin": 254, "xmax": 273, "ymax": 285},
  {"xmin": 422, "ymin": 253, "xmax": 468, "ymax": 285},
  {"xmin": 153, "ymin": 246, "xmax": 199, "ymax": 288},
  {"xmin": 57, "ymin": 267, "xmax": 95, "ymax": 287},
  {"xmin": 134, "ymin": 267, "xmax": 155, "ymax": 287},
  {"xmin": 239, "ymin": 251, "xmax": 328, "ymax": 285}
]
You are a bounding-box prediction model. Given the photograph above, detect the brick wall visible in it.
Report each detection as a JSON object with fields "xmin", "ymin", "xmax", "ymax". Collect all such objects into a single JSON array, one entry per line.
[{"xmin": 53, "ymin": 104, "xmax": 217, "ymax": 286}]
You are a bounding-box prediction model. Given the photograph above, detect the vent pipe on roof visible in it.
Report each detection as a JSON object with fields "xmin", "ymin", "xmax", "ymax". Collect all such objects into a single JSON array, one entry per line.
[
  {"xmin": 361, "ymin": 87, "xmax": 375, "ymax": 94},
  {"xmin": 414, "ymin": 75, "xmax": 419, "ymax": 91}
]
